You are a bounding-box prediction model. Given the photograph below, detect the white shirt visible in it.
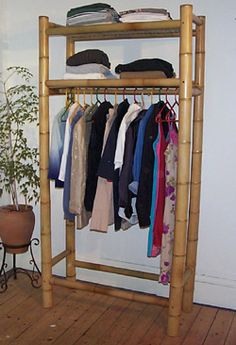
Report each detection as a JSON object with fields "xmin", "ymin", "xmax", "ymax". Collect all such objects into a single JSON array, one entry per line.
[{"xmin": 114, "ymin": 103, "xmax": 142, "ymax": 171}]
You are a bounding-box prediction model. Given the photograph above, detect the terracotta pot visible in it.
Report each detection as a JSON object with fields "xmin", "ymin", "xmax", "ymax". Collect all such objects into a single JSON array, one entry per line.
[{"xmin": 0, "ymin": 204, "xmax": 35, "ymax": 254}]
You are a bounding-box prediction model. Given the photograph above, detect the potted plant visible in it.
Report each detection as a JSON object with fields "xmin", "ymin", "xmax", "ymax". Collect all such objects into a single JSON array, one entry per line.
[{"xmin": 0, "ymin": 66, "xmax": 39, "ymax": 254}]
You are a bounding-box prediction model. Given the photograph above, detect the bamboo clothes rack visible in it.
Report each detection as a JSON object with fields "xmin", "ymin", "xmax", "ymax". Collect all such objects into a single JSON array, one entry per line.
[{"xmin": 39, "ymin": 4, "xmax": 205, "ymax": 337}]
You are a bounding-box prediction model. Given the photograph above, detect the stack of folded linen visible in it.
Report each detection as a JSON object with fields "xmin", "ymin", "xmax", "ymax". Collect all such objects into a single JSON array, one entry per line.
[
  {"xmin": 115, "ymin": 58, "xmax": 175, "ymax": 79},
  {"xmin": 64, "ymin": 49, "xmax": 116, "ymax": 79},
  {"xmin": 66, "ymin": 3, "xmax": 120, "ymax": 26},
  {"xmin": 119, "ymin": 8, "xmax": 171, "ymax": 23}
]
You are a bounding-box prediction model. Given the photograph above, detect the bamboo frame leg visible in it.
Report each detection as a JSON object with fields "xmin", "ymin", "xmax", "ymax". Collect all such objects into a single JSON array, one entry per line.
[
  {"xmin": 167, "ymin": 5, "xmax": 193, "ymax": 336},
  {"xmin": 182, "ymin": 17, "xmax": 205, "ymax": 313},
  {"xmin": 66, "ymin": 220, "xmax": 76, "ymax": 280},
  {"xmin": 39, "ymin": 16, "xmax": 53, "ymax": 307},
  {"xmin": 65, "ymin": 38, "xmax": 76, "ymax": 281}
]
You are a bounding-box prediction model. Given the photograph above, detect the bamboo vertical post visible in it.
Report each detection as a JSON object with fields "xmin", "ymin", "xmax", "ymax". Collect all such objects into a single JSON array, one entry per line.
[
  {"xmin": 39, "ymin": 16, "xmax": 53, "ymax": 307},
  {"xmin": 182, "ymin": 17, "xmax": 205, "ymax": 312},
  {"xmin": 167, "ymin": 5, "xmax": 193, "ymax": 336},
  {"xmin": 65, "ymin": 38, "xmax": 76, "ymax": 281}
]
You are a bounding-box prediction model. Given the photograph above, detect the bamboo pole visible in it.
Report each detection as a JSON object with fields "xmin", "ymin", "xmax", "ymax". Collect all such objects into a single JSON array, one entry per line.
[
  {"xmin": 48, "ymin": 85, "xmax": 202, "ymax": 97},
  {"xmin": 51, "ymin": 277, "xmax": 169, "ymax": 307},
  {"xmin": 75, "ymin": 260, "xmax": 159, "ymax": 281},
  {"xmin": 65, "ymin": 37, "xmax": 76, "ymax": 281},
  {"xmin": 39, "ymin": 16, "xmax": 53, "ymax": 308},
  {"xmin": 167, "ymin": 5, "xmax": 193, "ymax": 337},
  {"xmin": 52, "ymin": 250, "xmax": 70, "ymax": 266},
  {"xmin": 182, "ymin": 16, "xmax": 205, "ymax": 313}
]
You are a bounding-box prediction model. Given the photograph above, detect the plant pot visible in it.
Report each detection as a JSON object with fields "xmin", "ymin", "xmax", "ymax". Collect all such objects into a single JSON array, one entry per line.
[{"xmin": 0, "ymin": 204, "xmax": 35, "ymax": 254}]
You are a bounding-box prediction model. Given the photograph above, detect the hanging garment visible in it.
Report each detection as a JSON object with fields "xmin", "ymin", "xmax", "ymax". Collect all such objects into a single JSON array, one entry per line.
[
  {"xmin": 90, "ymin": 106, "xmax": 118, "ymax": 232},
  {"xmin": 136, "ymin": 102, "xmax": 164, "ymax": 227},
  {"xmin": 84, "ymin": 101, "xmax": 113, "ymax": 212},
  {"xmin": 118, "ymin": 110, "xmax": 145, "ymax": 226},
  {"xmin": 97, "ymin": 99, "xmax": 130, "ymax": 230},
  {"xmin": 63, "ymin": 108, "xmax": 84, "ymax": 220},
  {"xmin": 58, "ymin": 102, "xmax": 80, "ymax": 182},
  {"xmin": 76, "ymin": 103, "xmax": 99, "ymax": 229},
  {"xmin": 147, "ymin": 130, "xmax": 160, "ymax": 255},
  {"xmin": 69, "ymin": 104, "xmax": 97, "ymax": 215},
  {"xmin": 148, "ymin": 123, "xmax": 168, "ymax": 257},
  {"xmin": 97, "ymin": 99, "xmax": 130, "ymax": 180},
  {"xmin": 48, "ymin": 106, "xmax": 68, "ymax": 187},
  {"xmin": 159, "ymin": 124, "xmax": 178, "ymax": 284},
  {"xmin": 129, "ymin": 104, "xmax": 156, "ymax": 195},
  {"xmin": 114, "ymin": 103, "xmax": 142, "ymax": 171}
]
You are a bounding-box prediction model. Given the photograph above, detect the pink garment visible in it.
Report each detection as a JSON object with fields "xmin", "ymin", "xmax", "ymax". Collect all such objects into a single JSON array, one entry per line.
[{"xmin": 151, "ymin": 124, "xmax": 168, "ymax": 257}]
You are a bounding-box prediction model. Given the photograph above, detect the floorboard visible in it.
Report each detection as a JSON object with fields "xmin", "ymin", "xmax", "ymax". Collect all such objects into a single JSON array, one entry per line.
[{"xmin": 0, "ymin": 275, "xmax": 235, "ymax": 345}]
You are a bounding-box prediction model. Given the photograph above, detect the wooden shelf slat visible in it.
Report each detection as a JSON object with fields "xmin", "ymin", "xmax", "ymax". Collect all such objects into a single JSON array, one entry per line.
[
  {"xmin": 45, "ymin": 78, "xmax": 202, "ymax": 97},
  {"xmin": 47, "ymin": 20, "xmax": 182, "ymax": 41}
]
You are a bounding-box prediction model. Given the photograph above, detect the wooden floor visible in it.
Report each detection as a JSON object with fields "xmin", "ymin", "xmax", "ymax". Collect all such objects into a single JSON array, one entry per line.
[{"xmin": 0, "ymin": 274, "xmax": 236, "ymax": 345}]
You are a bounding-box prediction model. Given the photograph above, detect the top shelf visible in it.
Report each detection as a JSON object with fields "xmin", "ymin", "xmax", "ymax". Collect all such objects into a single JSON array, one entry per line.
[{"xmin": 46, "ymin": 15, "xmax": 203, "ymax": 41}]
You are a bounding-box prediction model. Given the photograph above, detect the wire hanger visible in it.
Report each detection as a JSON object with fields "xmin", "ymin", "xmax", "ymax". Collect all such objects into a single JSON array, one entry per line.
[
  {"xmin": 166, "ymin": 88, "xmax": 179, "ymax": 122},
  {"xmin": 123, "ymin": 87, "xmax": 126, "ymax": 101},
  {"xmin": 104, "ymin": 88, "xmax": 107, "ymax": 102},
  {"xmin": 133, "ymin": 88, "xmax": 138, "ymax": 104},
  {"xmin": 95, "ymin": 88, "xmax": 101, "ymax": 105},
  {"xmin": 61, "ymin": 88, "xmax": 73, "ymax": 121}
]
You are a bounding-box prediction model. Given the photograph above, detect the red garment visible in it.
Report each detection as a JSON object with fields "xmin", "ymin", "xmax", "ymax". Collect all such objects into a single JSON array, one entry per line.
[{"xmin": 151, "ymin": 124, "xmax": 168, "ymax": 256}]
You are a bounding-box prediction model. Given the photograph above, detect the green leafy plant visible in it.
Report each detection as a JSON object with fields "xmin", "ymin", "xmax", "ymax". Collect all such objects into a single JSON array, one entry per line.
[{"xmin": 0, "ymin": 66, "xmax": 39, "ymax": 210}]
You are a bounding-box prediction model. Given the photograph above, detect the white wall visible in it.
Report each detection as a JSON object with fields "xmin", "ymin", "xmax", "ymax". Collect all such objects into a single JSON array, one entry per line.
[{"xmin": 1, "ymin": 0, "xmax": 236, "ymax": 309}]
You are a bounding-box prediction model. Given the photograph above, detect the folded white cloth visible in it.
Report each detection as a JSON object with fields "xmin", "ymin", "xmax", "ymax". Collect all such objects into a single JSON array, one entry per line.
[
  {"xmin": 64, "ymin": 72, "xmax": 117, "ymax": 79},
  {"xmin": 66, "ymin": 63, "xmax": 113, "ymax": 75},
  {"xmin": 120, "ymin": 13, "xmax": 170, "ymax": 22}
]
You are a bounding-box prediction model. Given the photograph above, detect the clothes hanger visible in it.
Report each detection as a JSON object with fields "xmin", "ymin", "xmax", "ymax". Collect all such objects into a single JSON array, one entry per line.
[
  {"xmin": 61, "ymin": 88, "xmax": 73, "ymax": 122},
  {"xmin": 104, "ymin": 88, "xmax": 107, "ymax": 102},
  {"xmin": 133, "ymin": 88, "xmax": 139, "ymax": 104},
  {"xmin": 68, "ymin": 89, "xmax": 83, "ymax": 124},
  {"xmin": 165, "ymin": 87, "xmax": 178, "ymax": 122},
  {"xmin": 114, "ymin": 88, "xmax": 118, "ymax": 105},
  {"xmin": 95, "ymin": 88, "xmax": 101, "ymax": 105}
]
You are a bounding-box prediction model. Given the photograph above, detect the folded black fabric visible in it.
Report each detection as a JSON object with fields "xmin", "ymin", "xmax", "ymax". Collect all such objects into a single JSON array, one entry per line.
[
  {"xmin": 66, "ymin": 49, "xmax": 111, "ymax": 69},
  {"xmin": 115, "ymin": 58, "xmax": 174, "ymax": 78},
  {"xmin": 67, "ymin": 3, "xmax": 112, "ymax": 18}
]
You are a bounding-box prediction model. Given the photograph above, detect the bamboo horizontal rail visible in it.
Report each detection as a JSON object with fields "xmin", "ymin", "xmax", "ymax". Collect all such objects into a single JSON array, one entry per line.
[
  {"xmin": 51, "ymin": 276, "xmax": 169, "ymax": 307},
  {"xmin": 46, "ymin": 78, "xmax": 201, "ymax": 96},
  {"xmin": 192, "ymin": 14, "xmax": 204, "ymax": 26},
  {"xmin": 75, "ymin": 260, "xmax": 159, "ymax": 281},
  {"xmin": 46, "ymin": 78, "xmax": 180, "ymax": 89},
  {"xmin": 51, "ymin": 250, "xmax": 70, "ymax": 266},
  {"xmin": 47, "ymin": 84, "xmax": 202, "ymax": 97}
]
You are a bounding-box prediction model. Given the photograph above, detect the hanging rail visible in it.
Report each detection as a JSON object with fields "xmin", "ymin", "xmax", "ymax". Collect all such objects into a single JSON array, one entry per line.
[{"xmin": 46, "ymin": 83, "xmax": 202, "ymax": 97}]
